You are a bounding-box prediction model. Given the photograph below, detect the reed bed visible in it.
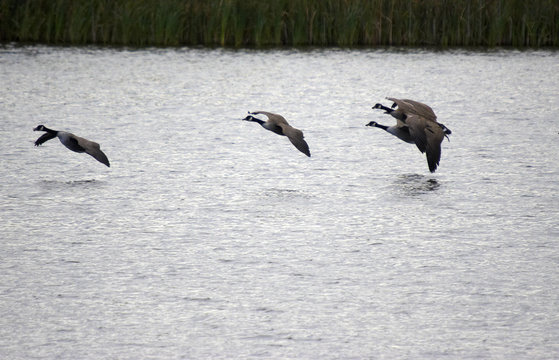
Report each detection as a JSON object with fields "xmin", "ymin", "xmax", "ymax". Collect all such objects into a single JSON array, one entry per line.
[{"xmin": 1, "ymin": 0, "xmax": 558, "ymax": 47}]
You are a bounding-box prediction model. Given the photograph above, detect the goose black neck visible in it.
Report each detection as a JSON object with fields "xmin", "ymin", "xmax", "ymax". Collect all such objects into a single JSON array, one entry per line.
[
  {"xmin": 250, "ymin": 118, "xmax": 266, "ymax": 126},
  {"xmin": 375, "ymin": 104, "xmax": 394, "ymax": 114},
  {"xmin": 42, "ymin": 126, "xmax": 58, "ymax": 134}
]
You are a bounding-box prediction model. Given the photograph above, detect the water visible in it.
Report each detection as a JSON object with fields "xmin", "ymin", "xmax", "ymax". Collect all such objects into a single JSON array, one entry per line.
[{"xmin": 1, "ymin": 45, "xmax": 558, "ymax": 359}]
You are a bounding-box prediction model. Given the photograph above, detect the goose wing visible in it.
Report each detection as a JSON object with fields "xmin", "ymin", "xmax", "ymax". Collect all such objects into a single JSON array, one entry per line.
[
  {"xmin": 282, "ymin": 125, "xmax": 311, "ymax": 157},
  {"xmin": 387, "ymin": 97, "xmax": 437, "ymax": 122},
  {"xmin": 85, "ymin": 147, "xmax": 110, "ymax": 167},
  {"xmin": 396, "ymin": 119, "xmax": 407, "ymax": 128},
  {"xmin": 74, "ymin": 135, "xmax": 111, "ymax": 167},
  {"xmin": 250, "ymin": 111, "xmax": 290, "ymax": 126},
  {"xmin": 34, "ymin": 132, "xmax": 57, "ymax": 146},
  {"xmin": 406, "ymin": 115, "xmax": 444, "ymax": 172},
  {"xmin": 250, "ymin": 111, "xmax": 288, "ymax": 134}
]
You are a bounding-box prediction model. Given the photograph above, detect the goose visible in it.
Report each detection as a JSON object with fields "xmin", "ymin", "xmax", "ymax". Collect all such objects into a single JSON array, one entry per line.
[
  {"xmin": 367, "ymin": 98, "xmax": 451, "ymax": 173},
  {"xmin": 33, "ymin": 125, "xmax": 110, "ymax": 167},
  {"xmin": 242, "ymin": 111, "xmax": 311, "ymax": 157},
  {"xmin": 373, "ymin": 97, "xmax": 452, "ymax": 135}
]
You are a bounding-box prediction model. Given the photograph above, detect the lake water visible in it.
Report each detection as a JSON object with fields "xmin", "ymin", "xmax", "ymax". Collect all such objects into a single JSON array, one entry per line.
[{"xmin": 1, "ymin": 45, "xmax": 558, "ymax": 359}]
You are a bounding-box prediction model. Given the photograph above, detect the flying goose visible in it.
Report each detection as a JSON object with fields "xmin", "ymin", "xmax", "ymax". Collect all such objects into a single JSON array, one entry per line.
[
  {"xmin": 367, "ymin": 98, "xmax": 451, "ymax": 172},
  {"xmin": 373, "ymin": 97, "xmax": 452, "ymax": 135},
  {"xmin": 242, "ymin": 111, "xmax": 311, "ymax": 157},
  {"xmin": 33, "ymin": 125, "xmax": 110, "ymax": 167}
]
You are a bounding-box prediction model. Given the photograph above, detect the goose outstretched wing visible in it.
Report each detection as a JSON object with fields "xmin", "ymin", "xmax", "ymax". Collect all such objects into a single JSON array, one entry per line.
[
  {"xmin": 34, "ymin": 132, "xmax": 57, "ymax": 146},
  {"xmin": 387, "ymin": 97, "xmax": 437, "ymax": 122},
  {"xmin": 406, "ymin": 114, "xmax": 444, "ymax": 172}
]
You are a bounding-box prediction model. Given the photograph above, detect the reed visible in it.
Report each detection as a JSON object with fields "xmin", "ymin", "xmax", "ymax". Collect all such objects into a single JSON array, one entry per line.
[{"xmin": 1, "ymin": 0, "xmax": 558, "ymax": 47}]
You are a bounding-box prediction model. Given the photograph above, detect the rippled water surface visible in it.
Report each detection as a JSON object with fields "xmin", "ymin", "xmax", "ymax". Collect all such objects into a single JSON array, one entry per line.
[{"xmin": 1, "ymin": 45, "xmax": 558, "ymax": 359}]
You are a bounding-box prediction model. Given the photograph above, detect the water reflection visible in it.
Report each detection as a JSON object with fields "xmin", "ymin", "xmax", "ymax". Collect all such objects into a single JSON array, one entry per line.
[
  {"xmin": 394, "ymin": 173, "xmax": 441, "ymax": 196},
  {"xmin": 39, "ymin": 179, "xmax": 103, "ymax": 190},
  {"xmin": 260, "ymin": 188, "xmax": 310, "ymax": 199}
]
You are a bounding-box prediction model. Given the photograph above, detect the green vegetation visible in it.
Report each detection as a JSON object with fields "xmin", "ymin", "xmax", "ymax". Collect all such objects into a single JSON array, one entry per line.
[{"xmin": 1, "ymin": 0, "xmax": 558, "ymax": 47}]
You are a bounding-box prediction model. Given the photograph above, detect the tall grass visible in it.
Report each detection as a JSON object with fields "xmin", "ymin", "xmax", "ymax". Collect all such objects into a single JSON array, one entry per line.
[{"xmin": 1, "ymin": 0, "xmax": 558, "ymax": 47}]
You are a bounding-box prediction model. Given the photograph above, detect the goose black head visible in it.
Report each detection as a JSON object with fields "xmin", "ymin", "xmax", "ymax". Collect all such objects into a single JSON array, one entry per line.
[
  {"xmin": 33, "ymin": 125, "xmax": 46, "ymax": 131},
  {"xmin": 438, "ymin": 123, "xmax": 451, "ymax": 135},
  {"xmin": 438, "ymin": 123, "xmax": 452, "ymax": 141},
  {"xmin": 366, "ymin": 121, "xmax": 377, "ymax": 127},
  {"xmin": 438, "ymin": 124, "xmax": 452, "ymax": 141},
  {"xmin": 242, "ymin": 115, "xmax": 254, "ymax": 121}
]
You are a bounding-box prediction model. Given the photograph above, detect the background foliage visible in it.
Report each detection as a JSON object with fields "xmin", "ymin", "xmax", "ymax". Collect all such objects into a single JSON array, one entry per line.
[{"xmin": 1, "ymin": 0, "xmax": 558, "ymax": 47}]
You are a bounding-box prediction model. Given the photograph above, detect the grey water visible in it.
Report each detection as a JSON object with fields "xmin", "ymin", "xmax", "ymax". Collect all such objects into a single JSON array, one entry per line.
[{"xmin": 1, "ymin": 45, "xmax": 558, "ymax": 359}]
